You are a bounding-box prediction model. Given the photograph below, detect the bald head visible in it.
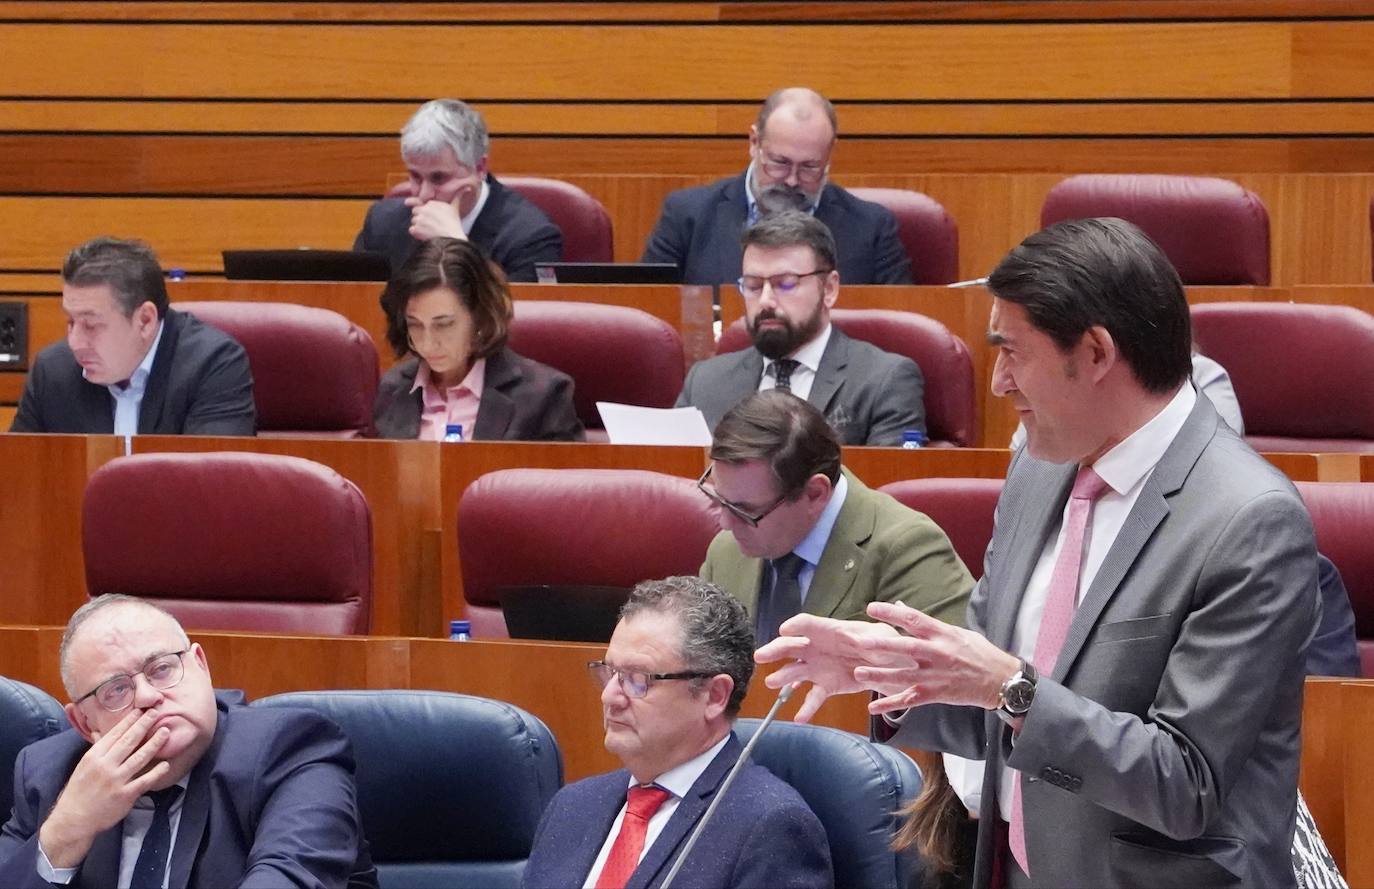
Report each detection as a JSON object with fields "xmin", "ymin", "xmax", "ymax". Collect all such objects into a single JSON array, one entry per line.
[
  {"xmin": 60, "ymin": 595, "xmax": 187, "ymax": 697},
  {"xmin": 755, "ymin": 88, "xmax": 838, "ymax": 140},
  {"xmin": 750, "ymin": 88, "xmax": 837, "ymax": 205}
]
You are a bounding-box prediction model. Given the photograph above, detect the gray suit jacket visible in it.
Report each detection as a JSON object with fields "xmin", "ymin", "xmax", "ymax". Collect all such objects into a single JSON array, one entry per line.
[
  {"xmin": 892, "ymin": 396, "xmax": 1318, "ymax": 889},
  {"xmin": 675, "ymin": 327, "xmax": 925, "ymax": 446},
  {"xmin": 372, "ymin": 348, "xmax": 584, "ymax": 441},
  {"xmin": 9, "ymin": 308, "xmax": 255, "ymax": 436}
]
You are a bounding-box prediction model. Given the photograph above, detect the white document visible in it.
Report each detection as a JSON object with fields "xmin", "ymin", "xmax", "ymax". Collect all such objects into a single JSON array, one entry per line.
[{"xmin": 596, "ymin": 402, "xmax": 713, "ymax": 446}]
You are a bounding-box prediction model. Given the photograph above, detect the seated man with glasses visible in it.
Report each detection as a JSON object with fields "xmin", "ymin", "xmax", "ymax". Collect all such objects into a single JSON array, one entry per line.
[
  {"xmin": 640, "ymin": 86, "xmax": 913, "ymax": 286},
  {"xmin": 523, "ymin": 576, "xmax": 832, "ymax": 889},
  {"xmin": 0, "ymin": 594, "xmax": 376, "ymax": 889},
  {"xmin": 698, "ymin": 390, "xmax": 971, "ymax": 645},
  {"xmin": 676, "ymin": 210, "xmax": 926, "ymax": 445}
]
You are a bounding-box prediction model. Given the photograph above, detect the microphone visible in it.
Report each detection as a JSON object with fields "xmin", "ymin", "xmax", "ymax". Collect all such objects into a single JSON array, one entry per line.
[{"xmin": 659, "ymin": 683, "xmax": 795, "ymax": 889}]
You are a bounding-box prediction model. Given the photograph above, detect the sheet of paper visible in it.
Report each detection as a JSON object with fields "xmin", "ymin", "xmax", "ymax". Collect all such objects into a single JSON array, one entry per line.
[{"xmin": 596, "ymin": 402, "xmax": 713, "ymax": 446}]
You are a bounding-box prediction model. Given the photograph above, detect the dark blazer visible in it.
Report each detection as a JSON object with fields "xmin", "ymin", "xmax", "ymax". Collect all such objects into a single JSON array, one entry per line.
[
  {"xmin": 891, "ymin": 396, "xmax": 1318, "ymax": 889},
  {"xmin": 372, "ymin": 348, "xmax": 584, "ymax": 441},
  {"xmin": 1308, "ymin": 553, "xmax": 1361, "ymax": 677},
  {"xmin": 0, "ymin": 698, "xmax": 377, "ymax": 889},
  {"xmin": 675, "ymin": 326, "xmax": 925, "ymax": 446},
  {"xmin": 353, "ymin": 175, "xmax": 562, "ymax": 283},
  {"xmin": 522, "ymin": 733, "xmax": 832, "ymax": 889},
  {"xmin": 640, "ymin": 174, "xmax": 913, "ymax": 285},
  {"xmin": 9, "ymin": 308, "xmax": 255, "ymax": 436}
]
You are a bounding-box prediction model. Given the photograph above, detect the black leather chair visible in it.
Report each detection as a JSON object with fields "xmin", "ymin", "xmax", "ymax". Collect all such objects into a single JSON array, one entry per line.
[
  {"xmin": 252, "ymin": 690, "xmax": 561, "ymax": 889},
  {"xmin": 0, "ymin": 677, "xmax": 68, "ymax": 818},
  {"xmin": 736, "ymin": 718, "xmax": 926, "ymax": 889}
]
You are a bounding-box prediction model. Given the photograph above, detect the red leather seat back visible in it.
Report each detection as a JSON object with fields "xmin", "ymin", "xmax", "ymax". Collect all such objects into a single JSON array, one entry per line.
[
  {"xmin": 1296, "ymin": 482, "xmax": 1374, "ymax": 676},
  {"xmin": 1191, "ymin": 302, "xmax": 1374, "ymax": 450},
  {"xmin": 83, "ymin": 452, "xmax": 373, "ymax": 634},
  {"xmin": 848, "ymin": 187, "xmax": 959, "ymax": 285},
  {"xmin": 503, "ymin": 176, "xmax": 614, "ymax": 263},
  {"xmin": 176, "ymin": 301, "xmax": 379, "ymax": 438},
  {"xmin": 1040, "ymin": 174, "xmax": 1271, "ymax": 285},
  {"xmin": 717, "ymin": 309, "xmax": 976, "ymax": 446},
  {"xmin": 509, "ymin": 300, "xmax": 685, "ymax": 431},
  {"xmin": 879, "ymin": 478, "xmax": 1003, "ymax": 580},
  {"xmin": 458, "ymin": 468, "xmax": 719, "ymax": 636}
]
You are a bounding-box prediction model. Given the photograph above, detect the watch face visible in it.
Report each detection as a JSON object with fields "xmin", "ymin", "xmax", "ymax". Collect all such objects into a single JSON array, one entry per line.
[{"xmin": 1002, "ymin": 677, "xmax": 1035, "ymax": 714}]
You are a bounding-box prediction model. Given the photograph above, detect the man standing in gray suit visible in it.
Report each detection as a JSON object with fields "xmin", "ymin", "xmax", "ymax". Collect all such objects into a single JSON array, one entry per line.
[
  {"xmin": 758, "ymin": 218, "xmax": 1318, "ymax": 888},
  {"xmin": 676, "ymin": 211, "xmax": 926, "ymax": 446}
]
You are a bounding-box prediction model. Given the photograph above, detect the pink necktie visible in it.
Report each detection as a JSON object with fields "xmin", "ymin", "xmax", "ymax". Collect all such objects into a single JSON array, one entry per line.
[
  {"xmin": 1009, "ymin": 466, "xmax": 1111, "ymax": 876},
  {"xmin": 595, "ymin": 784, "xmax": 673, "ymax": 889}
]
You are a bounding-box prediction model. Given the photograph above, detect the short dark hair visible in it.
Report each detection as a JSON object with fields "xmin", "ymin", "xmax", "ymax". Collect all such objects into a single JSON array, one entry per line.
[
  {"xmin": 378, "ymin": 237, "xmax": 512, "ymax": 359},
  {"xmin": 987, "ymin": 217, "xmax": 1192, "ymax": 394},
  {"xmin": 741, "ymin": 210, "xmax": 838, "ymax": 272},
  {"xmin": 62, "ymin": 237, "xmax": 168, "ymax": 319},
  {"xmin": 710, "ymin": 390, "xmax": 841, "ymax": 498},
  {"xmin": 620, "ymin": 576, "xmax": 755, "ymax": 717}
]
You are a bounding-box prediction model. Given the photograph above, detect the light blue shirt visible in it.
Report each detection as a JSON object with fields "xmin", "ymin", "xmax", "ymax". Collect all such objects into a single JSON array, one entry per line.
[
  {"xmin": 94, "ymin": 321, "xmax": 164, "ymax": 436},
  {"xmin": 768, "ymin": 473, "xmax": 849, "ymax": 604}
]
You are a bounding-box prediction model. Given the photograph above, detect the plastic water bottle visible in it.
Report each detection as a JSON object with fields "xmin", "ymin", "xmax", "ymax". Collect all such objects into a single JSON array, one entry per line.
[
  {"xmin": 901, "ymin": 430, "xmax": 926, "ymax": 449},
  {"xmin": 449, "ymin": 620, "xmax": 472, "ymax": 642},
  {"xmin": 442, "ymin": 423, "xmax": 464, "ymax": 443}
]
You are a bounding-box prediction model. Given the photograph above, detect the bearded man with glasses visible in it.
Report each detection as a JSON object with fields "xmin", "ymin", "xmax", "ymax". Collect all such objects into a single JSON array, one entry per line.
[
  {"xmin": 641, "ymin": 87, "xmax": 912, "ymax": 286},
  {"xmin": 523, "ymin": 576, "xmax": 831, "ymax": 889},
  {"xmin": 0, "ymin": 594, "xmax": 376, "ymax": 889},
  {"xmin": 676, "ymin": 210, "xmax": 927, "ymax": 446}
]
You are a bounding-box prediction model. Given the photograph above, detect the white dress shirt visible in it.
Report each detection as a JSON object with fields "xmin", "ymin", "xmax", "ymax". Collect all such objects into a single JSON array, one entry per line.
[
  {"xmin": 582, "ymin": 735, "xmax": 730, "ymax": 888},
  {"xmin": 39, "ymin": 776, "xmax": 190, "ymax": 889},
  {"xmin": 758, "ymin": 323, "xmax": 832, "ymax": 403},
  {"xmin": 96, "ymin": 321, "xmax": 164, "ymax": 437}
]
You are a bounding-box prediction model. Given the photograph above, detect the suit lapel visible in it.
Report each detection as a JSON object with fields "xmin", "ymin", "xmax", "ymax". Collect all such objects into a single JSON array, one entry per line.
[
  {"xmin": 805, "ymin": 471, "xmax": 870, "ymax": 618},
  {"xmin": 138, "ymin": 309, "xmax": 183, "ymax": 434},
  {"xmin": 168, "ymin": 700, "xmax": 229, "ymax": 888},
  {"xmin": 628, "ymin": 736, "xmax": 740, "ymax": 889},
  {"xmin": 471, "ymin": 349, "xmax": 520, "ymax": 440},
  {"xmin": 985, "ymin": 461, "xmax": 1076, "ymax": 649},
  {"xmin": 711, "ymin": 177, "xmax": 749, "ymax": 280},
  {"xmin": 807, "ymin": 328, "xmax": 849, "ymax": 421},
  {"xmin": 466, "ymin": 174, "xmax": 505, "ymax": 246},
  {"xmin": 1053, "ymin": 399, "xmax": 1218, "ymax": 680},
  {"xmin": 572, "ymin": 774, "xmax": 633, "ymax": 887}
]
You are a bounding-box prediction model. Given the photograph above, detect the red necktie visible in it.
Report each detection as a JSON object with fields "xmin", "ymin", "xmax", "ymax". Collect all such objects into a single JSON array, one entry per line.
[
  {"xmin": 595, "ymin": 784, "xmax": 673, "ymax": 889},
  {"xmin": 1009, "ymin": 466, "xmax": 1111, "ymax": 876}
]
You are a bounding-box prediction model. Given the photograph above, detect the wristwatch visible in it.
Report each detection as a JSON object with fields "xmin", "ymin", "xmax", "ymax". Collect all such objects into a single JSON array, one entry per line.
[{"xmin": 997, "ymin": 659, "xmax": 1038, "ymax": 718}]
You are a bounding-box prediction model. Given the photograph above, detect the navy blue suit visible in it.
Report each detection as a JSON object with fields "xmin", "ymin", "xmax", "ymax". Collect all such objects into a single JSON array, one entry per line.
[
  {"xmin": 522, "ymin": 733, "xmax": 831, "ymax": 889},
  {"xmin": 0, "ymin": 697, "xmax": 376, "ymax": 889},
  {"xmin": 640, "ymin": 174, "xmax": 912, "ymax": 286}
]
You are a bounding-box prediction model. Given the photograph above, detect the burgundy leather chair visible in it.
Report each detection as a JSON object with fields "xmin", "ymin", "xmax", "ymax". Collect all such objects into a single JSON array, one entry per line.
[
  {"xmin": 176, "ymin": 301, "xmax": 379, "ymax": 438},
  {"xmin": 1191, "ymin": 302, "xmax": 1374, "ymax": 452},
  {"xmin": 879, "ymin": 478, "xmax": 1002, "ymax": 580},
  {"xmin": 1040, "ymin": 174, "xmax": 1271, "ymax": 285},
  {"xmin": 457, "ymin": 468, "xmax": 720, "ymax": 637},
  {"xmin": 503, "ymin": 176, "xmax": 614, "ymax": 263},
  {"xmin": 1296, "ymin": 482, "xmax": 1374, "ymax": 676},
  {"xmin": 717, "ymin": 309, "xmax": 976, "ymax": 447},
  {"xmin": 849, "ymin": 187, "xmax": 959, "ymax": 285},
  {"xmin": 83, "ymin": 452, "xmax": 373, "ymax": 634},
  {"xmin": 509, "ymin": 300, "xmax": 686, "ymax": 438}
]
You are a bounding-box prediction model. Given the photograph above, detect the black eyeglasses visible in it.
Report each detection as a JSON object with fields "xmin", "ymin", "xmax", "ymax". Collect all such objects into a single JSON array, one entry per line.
[
  {"xmin": 74, "ymin": 650, "xmax": 189, "ymax": 712},
  {"xmin": 696, "ymin": 465, "xmax": 788, "ymax": 528},
  {"xmin": 737, "ymin": 269, "xmax": 831, "ymax": 300},
  {"xmin": 587, "ymin": 660, "xmax": 714, "ymax": 698}
]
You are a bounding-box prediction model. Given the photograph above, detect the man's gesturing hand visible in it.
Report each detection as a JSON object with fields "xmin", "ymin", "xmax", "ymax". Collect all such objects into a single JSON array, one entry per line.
[
  {"xmin": 754, "ymin": 613, "xmax": 905, "ymax": 723},
  {"xmin": 38, "ymin": 707, "xmax": 172, "ymax": 868}
]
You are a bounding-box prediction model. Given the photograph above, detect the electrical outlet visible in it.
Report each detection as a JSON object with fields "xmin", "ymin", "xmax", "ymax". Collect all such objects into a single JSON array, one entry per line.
[{"xmin": 0, "ymin": 302, "xmax": 29, "ymax": 369}]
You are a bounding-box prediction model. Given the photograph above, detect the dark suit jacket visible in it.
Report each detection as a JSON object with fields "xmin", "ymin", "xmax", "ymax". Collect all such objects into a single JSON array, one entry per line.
[
  {"xmin": 9, "ymin": 308, "xmax": 255, "ymax": 435},
  {"xmin": 353, "ymin": 175, "xmax": 562, "ymax": 283},
  {"xmin": 1308, "ymin": 553, "xmax": 1361, "ymax": 677},
  {"xmin": 522, "ymin": 733, "xmax": 831, "ymax": 889},
  {"xmin": 702, "ymin": 469, "xmax": 971, "ymax": 628},
  {"xmin": 372, "ymin": 348, "xmax": 584, "ymax": 441},
  {"xmin": 640, "ymin": 173, "xmax": 912, "ymax": 285},
  {"xmin": 0, "ymin": 698, "xmax": 376, "ymax": 889},
  {"xmin": 891, "ymin": 396, "xmax": 1318, "ymax": 889},
  {"xmin": 675, "ymin": 326, "xmax": 925, "ymax": 446}
]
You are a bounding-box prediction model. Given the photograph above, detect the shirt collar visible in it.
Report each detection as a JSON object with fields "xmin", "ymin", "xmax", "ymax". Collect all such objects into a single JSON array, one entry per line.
[
  {"xmin": 460, "ymin": 178, "xmax": 491, "ymax": 234},
  {"xmin": 793, "ymin": 472, "xmax": 848, "ymax": 567},
  {"xmin": 410, "ymin": 356, "xmax": 487, "ymax": 401},
  {"xmin": 1089, "ymin": 382, "xmax": 1197, "ymax": 497},
  {"xmin": 627, "ymin": 733, "xmax": 731, "ymax": 799},
  {"xmin": 99, "ymin": 319, "xmax": 164, "ymax": 394}
]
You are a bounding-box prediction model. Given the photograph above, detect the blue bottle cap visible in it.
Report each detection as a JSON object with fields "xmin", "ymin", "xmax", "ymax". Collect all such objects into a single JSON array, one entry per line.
[{"xmin": 450, "ymin": 619, "xmax": 471, "ymax": 634}]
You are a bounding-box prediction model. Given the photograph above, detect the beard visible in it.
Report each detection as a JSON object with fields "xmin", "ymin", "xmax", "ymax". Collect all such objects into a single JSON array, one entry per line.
[
  {"xmin": 755, "ymin": 183, "xmax": 812, "ymax": 218},
  {"xmin": 748, "ymin": 303, "xmax": 826, "ymax": 360}
]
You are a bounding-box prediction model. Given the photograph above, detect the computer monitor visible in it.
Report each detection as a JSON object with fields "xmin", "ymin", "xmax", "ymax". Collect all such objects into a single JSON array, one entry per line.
[{"xmin": 222, "ymin": 249, "xmax": 390, "ymax": 282}]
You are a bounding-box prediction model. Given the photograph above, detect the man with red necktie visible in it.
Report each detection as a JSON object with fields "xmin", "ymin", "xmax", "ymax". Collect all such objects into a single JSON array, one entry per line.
[
  {"xmin": 522, "ymin": 576, "xmax": 831, "ymax": 889},
  {"xmin": 757, "ymin": 218, "xmax": 1318, "ymax": 889}
]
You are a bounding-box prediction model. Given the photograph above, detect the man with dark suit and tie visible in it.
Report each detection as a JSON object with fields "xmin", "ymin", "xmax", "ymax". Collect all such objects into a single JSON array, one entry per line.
[
  {"xmin": 697, "ymin": 390, "xmax": 970, "ymax": 645},
  {"xmin": 675, "ymin": 211, "xmax": 926, "ymax": 446},
  {"xmin": 0, "ymin": 594, "xmax": 376, "ymax": 889},
  {"xmin": 522, "ymin": 576, "xmax": 831, "ymax": 889},
  {"xmin": 641, "ymin": 87, "xmax": 911, "ymax": 286},
  {"xmin": 353, "ymin": 98, "xmax": 562, "ymax": 282},
  {"xmin": 757, "ymin": 218, "xmax": 1319, "ymax": 888},
  {"xmin": 10, "ymin": 238, "xmax": 255, "ymax": 436}
]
